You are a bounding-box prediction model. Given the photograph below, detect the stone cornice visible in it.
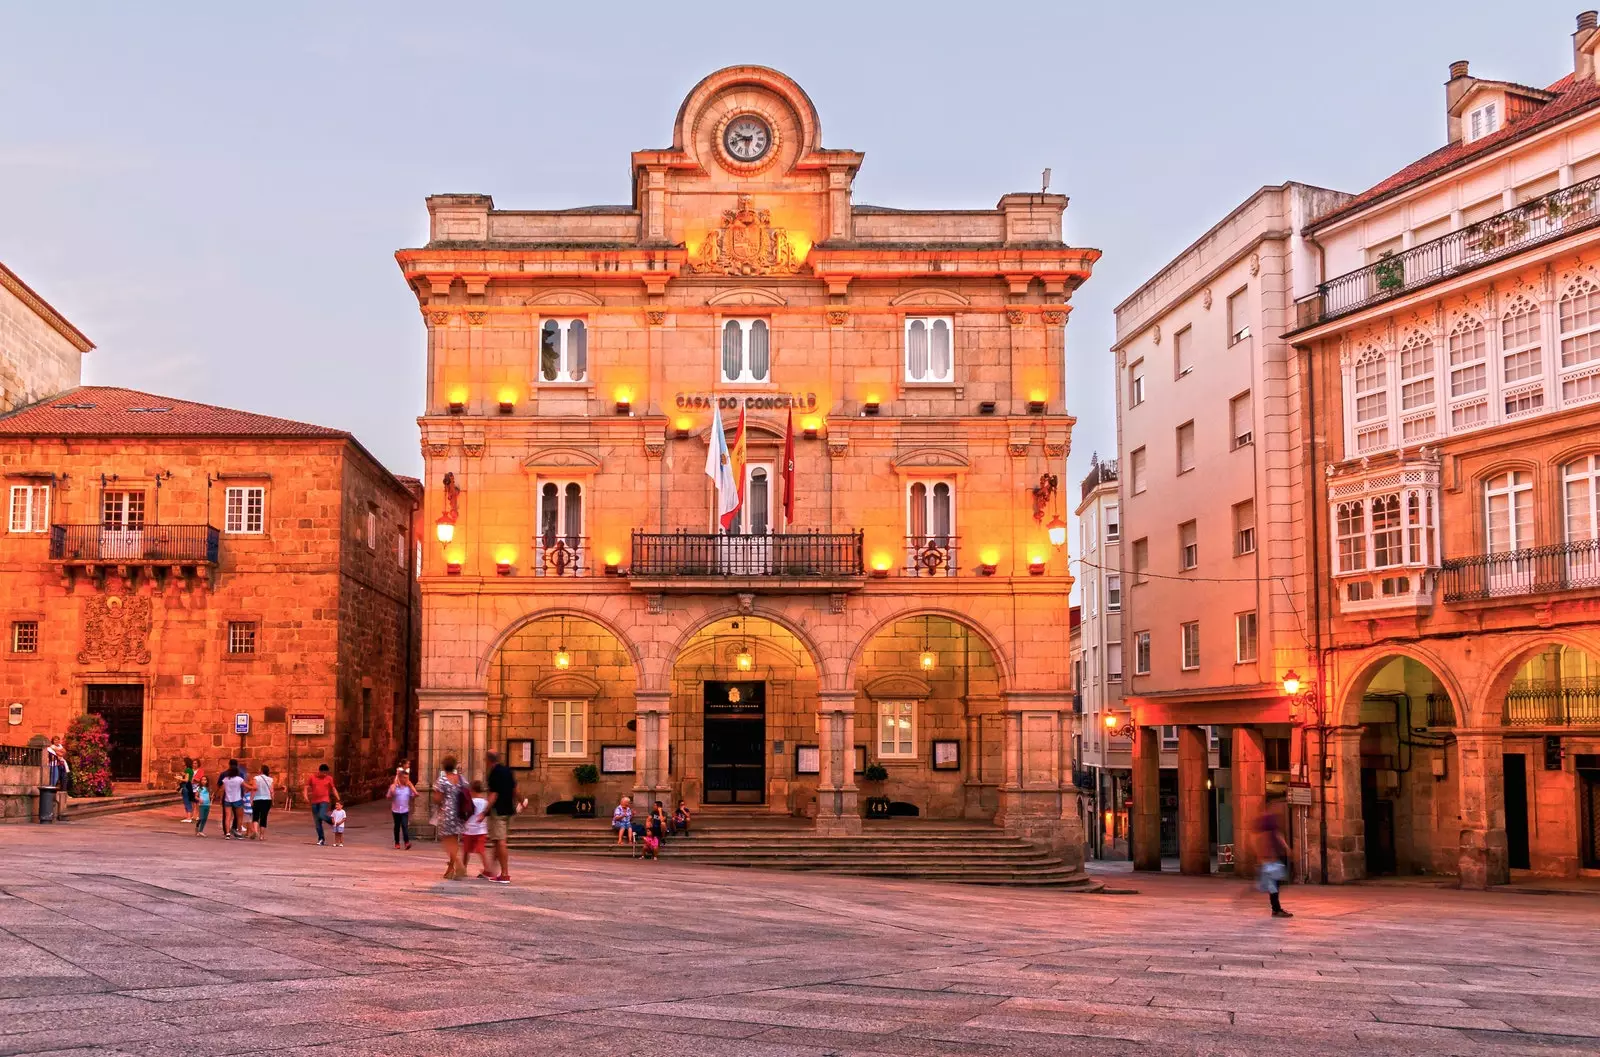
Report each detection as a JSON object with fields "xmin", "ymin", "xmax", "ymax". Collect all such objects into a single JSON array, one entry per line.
[{"xmin": 0, "ymin": 260, "xmax": 94, "ymax": 353}]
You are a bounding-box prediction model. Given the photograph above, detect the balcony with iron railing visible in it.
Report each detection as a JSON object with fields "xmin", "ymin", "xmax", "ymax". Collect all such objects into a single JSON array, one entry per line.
[
  {"xmin": 48, "ymin": 524, "xmax": 220, "ymax": 565},
  {"xmin": 630, "ymin": 531, "xmax": 864, "ymax": 587},
  {"xmin": 1503, "ymin": 680, "xmax": 1600, "ymax": 727},
  {"xmin": 531, "ymin": 536, "xmax": 593, "ymax": 577},
  {"xmin": 1439, "ymin": 537, "xmax": 1600, "ymax": 602},
  {"xmin": 1295, "ymin": 175, "xmax": 1600, "ymax": 328}
]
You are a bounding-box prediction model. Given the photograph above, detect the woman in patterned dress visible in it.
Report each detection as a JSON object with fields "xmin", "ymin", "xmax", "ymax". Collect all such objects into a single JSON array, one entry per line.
[{"xmin": 433, "ymin": 755, "xmax": 468, "ymax": 880}]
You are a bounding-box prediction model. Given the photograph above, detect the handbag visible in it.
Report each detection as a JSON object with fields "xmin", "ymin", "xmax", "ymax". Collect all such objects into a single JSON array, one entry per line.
[{"xmin": 455, "ymin": 780, "xmax": 474, "ymax": 822}]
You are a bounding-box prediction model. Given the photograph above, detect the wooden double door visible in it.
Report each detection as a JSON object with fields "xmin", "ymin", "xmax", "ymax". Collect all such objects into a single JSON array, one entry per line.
[{"xmin": 87, "ymin": 684, "xmax": 145, "ymax": 782}]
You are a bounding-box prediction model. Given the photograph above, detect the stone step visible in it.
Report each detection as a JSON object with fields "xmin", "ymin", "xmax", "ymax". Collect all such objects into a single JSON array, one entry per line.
[{"xmin": 56, "ymin": 790, "xmax": 179, "ymax": 821}]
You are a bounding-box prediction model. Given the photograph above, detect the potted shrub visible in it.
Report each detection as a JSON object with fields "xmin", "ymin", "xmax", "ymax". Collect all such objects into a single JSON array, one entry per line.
[
  {"xmin": 571, "ymin": 763, "xmax": 599, "ymax": 818},
  {"xmin": 1373, "ymin": 251, "xmax": 1404, "ymax": 292},
  {"xmin": 65, "ymin": 713, "xmax": 113, "ymax": 797},
  {"xmin": 862, "ymin": 762, "xmax": 891, "ymax": 819}
]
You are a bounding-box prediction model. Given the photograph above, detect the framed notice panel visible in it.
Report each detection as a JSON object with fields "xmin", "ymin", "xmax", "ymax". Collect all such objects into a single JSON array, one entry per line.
[
  {"xmin": 290, "ymin": 714, "xmax": 325, "ymax": 736},
  {"xmin": 507, "ymin": 739, "xmax": 535, "ymax": 769},
  {"xmin": 600, "ymin": 744, "xmax": 636, "ymax": 774},
  {"xmin": 854, "ymin": 745, "xmax": 867, "ymax": 774},
  {"xmin": 795, "ymin": 744, "xmax": 820, "ymax": 775},
  {"xmin": 932, "ymin": 739, "xmax": 961, "ymax": 771}
]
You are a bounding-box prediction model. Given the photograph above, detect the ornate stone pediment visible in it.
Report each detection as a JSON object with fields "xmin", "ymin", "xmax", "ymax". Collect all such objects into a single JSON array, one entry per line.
[
  {"xmin": 687, "ymin": 195, "xmax": 802, "ymax": 277},
  {"xmin": 705, "ymin": 287, "xmax": 788, "ymax": 307},
  {"xmin": 862, "ymin": 673, "xmax": 932, "ymax": 699},
  {"xmin": 524, "ymin": 447, "xmax": 602, "ymax": 475},
  {"xmin": 78, "ymin": 593, "xmax": 152, "ymax": 669},
  {"xmin": 534, "ymin": 672, "xmax": 602, "ymax": 698},
  {"xmin": 523, "ymin": 288, "xmax": 604, "ymax": 307},
  {"xmin": 891, "ymin": 447, "xmax": 970, "ymax": 473},
  {"xmin": 888, "ymin": 287, "xmax": 971, "ymax": 308}
]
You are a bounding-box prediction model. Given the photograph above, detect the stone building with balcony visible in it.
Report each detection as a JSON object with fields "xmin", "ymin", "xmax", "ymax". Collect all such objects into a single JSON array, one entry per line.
[
  {"xmin": 1288, "ymin": 14, "xmax": 1600, "ymax": 884},
  {"xmin": 399, "ymin": 66, "xmax": 1097, "ymax": 863},
  {"xmin": 0, "ymin": 386, "xmax": 421, "ymax": 800}
]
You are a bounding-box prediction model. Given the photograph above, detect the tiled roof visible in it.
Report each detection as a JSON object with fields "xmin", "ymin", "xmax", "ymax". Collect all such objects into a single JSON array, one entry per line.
[
  {"xmin": 0, "ymin": 386, "xmax": 349, "ymax": 438},
  {"xmin": 1309, "ymin": 72, "xmax": 1600, "ymax": 231}
]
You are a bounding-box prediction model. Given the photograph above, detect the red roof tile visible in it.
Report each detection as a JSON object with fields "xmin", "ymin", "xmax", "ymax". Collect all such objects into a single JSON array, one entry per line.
[
  {"xmin": 0, "ymin": 386, "xmax": 349, "ymax": 438},
  {"xmin": 1309, "ymin": 72, "xmax": 1600, "ymax": 231}
]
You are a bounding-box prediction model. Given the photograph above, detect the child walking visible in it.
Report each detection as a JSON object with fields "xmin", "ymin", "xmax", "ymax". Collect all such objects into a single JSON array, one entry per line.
[
  {"xmin": 463, "ymin": 780, "xmax": 493, "ymax": 878},
  {"xmin": 194, "ymin": 781, "xmax": 211, "ymax": 836},
  {"xmin": 330, "ymin": 801, "xmax": 347, "ymax": 847}
]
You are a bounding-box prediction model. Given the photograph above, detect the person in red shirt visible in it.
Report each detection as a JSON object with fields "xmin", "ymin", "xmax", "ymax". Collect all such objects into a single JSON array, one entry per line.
[{"xmin": 303, "ymin": 764, "xmax": 339, "ymax": 846}]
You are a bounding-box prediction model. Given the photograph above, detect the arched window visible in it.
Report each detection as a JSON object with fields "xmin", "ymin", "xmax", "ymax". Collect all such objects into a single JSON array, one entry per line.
[
  {"xmin": 1564, "ymin": 454, "xmax": 1600, "ymax": 544},
  {"xmin": 1559, "ymin": 278, "xmax": 1600, "ymax": 405},
  {"xmin": 721, "ymin": 318, "xmax": 770, "ymax": 383},
  {"xmin": 904, "ymin": 317, "xmax": 954, "ymax": 383},
  {"xmin": 1399, "ymin": 332, "xmax": 1437, "ymax": 440},
  {"xmin": 539, "ymin": 319, "xmax": 587, "ymax": 383},
  {"xmin": 1448, "ymin": 318, "xmax": 1487, "ymax": 399},
  {"xmin": 1501, "ymin": 297, "xmax": 1544, "ymax": 417},
  {"xmin": 538, "ymin": 480, "xmax": 585, "ymax": 575},
  {"xmin": 1352, "ymin": 350, "xmax": 1390, "ymax": 451},
  {"xmin": 1485, "ymin": 471, "xmax": 1534, "ymax": 552}
]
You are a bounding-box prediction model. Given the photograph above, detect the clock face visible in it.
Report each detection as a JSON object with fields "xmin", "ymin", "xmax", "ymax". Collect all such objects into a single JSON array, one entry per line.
[{"xmin": 723, "ymin": 116, "xmax": 771, "ymax": 162}]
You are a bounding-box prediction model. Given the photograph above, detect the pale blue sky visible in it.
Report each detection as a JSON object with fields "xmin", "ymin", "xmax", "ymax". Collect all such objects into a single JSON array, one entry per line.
[{"xmin": 0, "ymin": 1, "xmax": 1587, "ymax": 489}]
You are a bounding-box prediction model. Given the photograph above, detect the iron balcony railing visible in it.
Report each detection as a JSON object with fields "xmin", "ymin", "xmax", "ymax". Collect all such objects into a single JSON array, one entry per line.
[
  {"xmin": 533, "ymin": 536, "xmax": 591, "ymax": 577},
  {"xmin": 1296, "ymin": 174, "xmax": 1600, "ymax": 327},
  {"xmin": 1439, "ymin": 537, "xmax": 1600, "ymax": 602},
  {"xmin": 0, "ymin": 745, "xmax": 42, "ymax": 768},
  {"xmin": 905, "ymin": 535, "xmax": 960, "ymax": 577},
  {"xmin": 1504, "ymin": 681, "xmax": 1600, "ymax": 727},
  {"xmin": 48, "ymin": 524, "xmax": 220, "ymax": 564},
  {"xmin": 630, "ymin": 531, "xmax": 864, "ymax": 578}
]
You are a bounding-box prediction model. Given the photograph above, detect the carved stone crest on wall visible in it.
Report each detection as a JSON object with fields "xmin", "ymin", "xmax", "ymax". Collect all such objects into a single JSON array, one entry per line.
[
  {"xmin": 78, "ymin": 593, "xmax": 153, "ymax": 669},
  {"xmin": 687, "ymin": 194, "xmax": 801, "ymax": 277},
  {"xmin": 826, "ymin": 309, "xmax": 849, "ymax": 326},
  {"xmin": 428, "ymin": 310, "xmax": 451, "ymax": 326},
  {"xmin": 646, "ymin": 309, "xmax": 666, "ymax": 326},
  {"xmin": 1042, "ymin": 309, "xmax": 1066, "ymax": 325},
  {"xmin": 465, "ymin": 311, "xmax": 487, "ymax": 326},
  {"xmin": 1006, "ymin": 308, "xmax": 1026, "ymax": 326}
]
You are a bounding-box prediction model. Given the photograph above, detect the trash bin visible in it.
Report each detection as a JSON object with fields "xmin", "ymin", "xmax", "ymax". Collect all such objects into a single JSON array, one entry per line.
[{"xmin": 38, "ymin": 786, "xmax": 57, "ymax": 824}]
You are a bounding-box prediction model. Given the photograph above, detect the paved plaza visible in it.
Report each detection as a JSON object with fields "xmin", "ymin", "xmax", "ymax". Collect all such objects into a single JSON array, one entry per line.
[{"xmin": 1, "ymin": 806, "xmax": 1598, "ymax": 1057}]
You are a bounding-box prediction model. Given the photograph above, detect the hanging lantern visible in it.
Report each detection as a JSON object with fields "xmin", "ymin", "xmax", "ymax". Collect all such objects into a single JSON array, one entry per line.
[
  {"xmin": 919, "ymin": 649, "xmax": 937, "ymax": 671},
  {"xmin": 553, "ymin": 615, "xmax": 571, "ymax": 669},
  {"xmin": 1047, "ymin": 515, "xmax": 1067, "ymax": 548},
  {"xmin": 735, "ymin": 646, "xmax": 754, "ymax": 672}
]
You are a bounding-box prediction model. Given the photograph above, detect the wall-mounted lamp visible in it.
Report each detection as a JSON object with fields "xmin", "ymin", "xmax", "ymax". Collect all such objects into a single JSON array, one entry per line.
[
  {"xmin": 498, "ymin": 399, "xmax": 515, "ymax": 415},
  {"xmin": 735, "ymin": 646, "xmax": 754, "ymax": 672},
  {"xmin": 802, "ymin": 416, "xmax": 821, "ymax": 440},
  {"xmin": 674, "ymin": 416, "xmax": 693, "ymax": 439},
  {"xmin": 862, "ymin": 396, "xmax": 881, "ymax": 416},
  {"xmin": 445, "ymin": 562, "xmax": 462, "ymax": 575},
  {"xmin": 1047, "ymin": 516, "xmax": 1067, "ymax": 548},
  {"xmin": 1028, "ymin": 554, "xmax": 1047, "ymax": 576},
  {"xmin": 1031, "ymin": 473, "xmax": 1059, "ymax": 524},
  {"xmin": 435, "ymin": 519, "xmax": 455, "ymax": 544},
  {"xmin": 447, "ymin": 400, "xmax": 465, "ymax": 415},
  {"xmin": 870, "ymin": 555, "xmax": 892, "ymax": 579},
  {"xmin": 495, "ymin": 559, "xmax": 512, "ymax": 576},
  {"xmin": 978, "ymin": 561, "xmax": 998, "ymax": 576},
  {"xmin": 978, "ymin": 401, "xmax": 997, "ymax": 415},
  {"xmin": 918, "ymin": 616, "xmax": 936, "ymax": 671},
  {"xmin": 436, "ymin": 471, "xmax": 461, "ymax": 547},
  {"xmin": 614, "ymin": 388, "xmax": 633, "ymax": 416},
  {"xmin": 1027, "ymin": 399, "xmax": 1046, "ymax": 414}
]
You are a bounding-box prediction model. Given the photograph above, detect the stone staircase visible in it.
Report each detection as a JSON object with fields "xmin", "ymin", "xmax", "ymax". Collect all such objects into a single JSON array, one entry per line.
[
  {"xmin": 56, "ymin": 787, "xmax": 179, "ymax": 821},
  {"xmin": 507, "ymin": 816, "xmax": 1100, "ymax": 888}
]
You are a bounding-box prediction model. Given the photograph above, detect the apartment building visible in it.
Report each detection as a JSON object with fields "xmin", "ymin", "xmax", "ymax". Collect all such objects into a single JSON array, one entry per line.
[
  {"xmin": 1114, "ymin": 182, "xmax": 1350, "ymax": 877},
  {"xmin": 1073, "ymin": 455, "xmax": 1131, "ymax": 857},
  {"xmin": 1288, "ymin": 13, "xmax": 1600, "ymax": 884}
]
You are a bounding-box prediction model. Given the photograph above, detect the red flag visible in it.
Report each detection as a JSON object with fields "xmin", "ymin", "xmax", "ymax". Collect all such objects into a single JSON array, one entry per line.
[{"xmin": 782, "ymin": 409, "xmax": 796, "ymax": 523}]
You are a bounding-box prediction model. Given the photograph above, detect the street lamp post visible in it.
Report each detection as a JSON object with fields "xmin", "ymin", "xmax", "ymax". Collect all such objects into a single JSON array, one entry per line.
[{"xmin": 1280, "ymin": 669, "xmax": 1329, "ymax": 885}]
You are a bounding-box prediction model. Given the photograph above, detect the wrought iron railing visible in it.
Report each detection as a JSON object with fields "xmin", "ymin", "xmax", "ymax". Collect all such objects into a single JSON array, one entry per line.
[
  {"xmin": 1297, "ymin": 175, "xmax": 1600, "ymax": 327},
  {"xmin": 905, "ymin": 536, "xmax": 959, "ymax": 577},
  {"xmin": 1504, "ymin": 682, "xmax": 1600, "ymax": 727},
  {"xmin": 1425, "ymin": 693, "xmax": 1457, "ymax": 728},
  {"xmin": 0, "ymin": 745, "xmax": 42, "ymax": 767},
  {"xmin": 533, "ymin": 536, "xmax": 591, "ymax": 577},
  {"xmin": 630, "ymin": 531, "xmax": 864, "ymax": 578},
  {"xmin": 1440, "ymin": 537, "xmax": 1600, "ymax": 602},
  {"xmin": 48, "ymin": 524, "xmax": 220, "ymax": 563}
]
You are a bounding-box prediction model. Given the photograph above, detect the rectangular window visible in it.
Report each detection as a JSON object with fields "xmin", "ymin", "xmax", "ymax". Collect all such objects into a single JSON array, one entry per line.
[
  {"xmin": 1176, "ymin": 421, "xmax": 1195, "ymax": 474},
  {"xmin": 878, "ymin": 700, "xmax": 916, "ymax": 759},
  {"xmin": 539, "ymin": 318, "xmax": 588, "ymax": 383},
  {"xmin": 1486, "ymin": 471, "xmax": 1534, "ymax": 553},
  {"xmin": 548, "ymin": 699, "xmax": 588, "ymax": 758},
  {"xmin": 101, "ymin": 490, "xmax": 146, "ymax": 530},
  {"xmin": 1179, "ymin": 520, "xmax": 1198, "ymax": 570},
  {"xmin": 904, "ymin": 317, "xmax": 953, "ymax": 383},
  {"xmin": 1227, "ymin": 287, "xmax": 1250, "ymax": 344},
  {"xmin": 1234, "ymin": 499, "xmax": 1256, "ymax": 555},
  {"xmin": 1105, "ymin": 505, "xmax": 1120, "ymax": 543},
  {"xmin": 721, "ymin": 318, "xmax": 770, "ymax": 383},
  {"xmin": 227, "ymin": 621, "xmax": 257, "ymax": 655},
  {"xmin": 1265, "ymin": 737, "xmax": 1291, "ymax": 771},
  {"xmin": 396, "ymin": 528, "xmax": 407, "ymax": 568},
  {"xmin": 8, "ymin": 485, "xmax": 49, "ymax": 533},
  {"xmin": 1230, "ymin": 391, "xmax": 1253, "ymax": 448},
  {"xmin": 1106, "ymin": 574, "xmax": 1121, "ymax": 611},
  {"xmin": 1134, "ymin": 631, "xmax": 1151, "ymax": 675},
  {"xmin": 1107, "ymin": 642, "xmax": 1123, "ymax": 682},
  {"xmin": 1161, "ymin": 725, "xmax": 1179, "ymax": 750},
  {"xmin": 1467, "ymin": 102, "xmax": 1498, "ymax": 141},
  {"xmin": 1132, "ymin": 537, "xmax": 1149, "ymax": 581},
  {"xmin": 11, "ymin": 620, "xmax": 38, "ymax": 654},
  {"xmin": 1174, "ymin": 326, "xmax": 1194, "ymax": 378},
  {"xmin": 1235, "ymin": 611, "xmax": 1258, "ymax": 663},
  {"xmin": 1130, "ymin": 448, "xmax": 1147, "ymax": 494},
  {"xmin": 1448, "ymin": 320, "xmax": 1488, "ymax": 398},
  {"xmin": 1336, "ymin": 500, "xmax": 1367, "ymax": 572},
  {"xmin": 1129, "ymin": 359, "xmax": 1146, "ymax": 407},
  {"xmin": 1371, "ymin": 495, "xmax": 1403, "ymax": 568},
  {"xmin": 1354, "ymin": 357, "xmax": 1388, "ymax": 424},
  {"xmin": 224, "ymin": 486, "xmax": 265, "ymax": 534},
  {"xmin": 1180, "ymin": 621, "xmax": 1200, "ymax": 670},
  {"xmin": 1399, "ymin": 338, "xmax": 1436, "ymax": 411}
]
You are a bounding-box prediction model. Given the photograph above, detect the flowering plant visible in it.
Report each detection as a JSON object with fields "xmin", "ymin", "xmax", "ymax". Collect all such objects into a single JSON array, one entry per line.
[{"xmin": 66, "ymin": 714, "xmax": 113, "ymax": 797}]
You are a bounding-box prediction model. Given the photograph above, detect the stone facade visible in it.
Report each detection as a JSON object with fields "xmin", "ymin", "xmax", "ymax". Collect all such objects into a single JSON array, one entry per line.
[
  {"xmin": 0, "ymin": 261, "xmax": 91, "ymax": 413},
  {"xmin": 0, "ymin": 388, "xmax": 421, "ymax": 801},
  {"xmin": 400, "ymin": 67, "xmax": 1098, "ymax": 861}
]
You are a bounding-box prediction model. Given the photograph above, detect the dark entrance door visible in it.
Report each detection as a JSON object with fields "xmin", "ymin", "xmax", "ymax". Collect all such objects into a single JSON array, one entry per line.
[
  {"xmin": 1360, "ymin": 768, "xmax": 1396, "ymax": 875},
  {"xmin": 1158, "ymin": 769, "xmax": 1178, "ymax": 858},
  {"xmin": 703, "ymin": 681, "xmax": 765, "ymax": 805},
  {"xmin": 86, "ymin": 684, "xmax": 145, "ymax": 783},
  {"xmin": 1504, "ymin": 752, "xmax": 1531, "ymax": 870},
  {"xmin": 1580, "ymin": 757, "xmax": 1600, "ymax": 870}
]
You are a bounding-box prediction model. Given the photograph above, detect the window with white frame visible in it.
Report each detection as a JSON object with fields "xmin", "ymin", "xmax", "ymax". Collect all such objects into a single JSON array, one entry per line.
[
  {"xmin": 1406, "ymin": 491, "xmax": 1437, "ymax": 565},
  {"xmin": 1467, "ymin": 102, "xmax": 1498, "ymax": 141},
  {"xmin": 1558, "ymin": 278, "xmax": 1600, "ymax": 405},
  {"xmin": 227, "ymin": 621, "xmax": 258, "ymax": 655},
  {"xmin": 538, "ymin": 481, "xmax": 584, "ymax": 547},
  {"xmin": 1398, "ymin": 332, "xmax": 1437, "ymax": 439},
  {"xmin": 877, "ymin": 700, "xmax": 916, "ymax": 759},
  {"xmin": 721, "ymin": 318, "xmax": 770, "ymax": 383},
  {"xmin": 1107, "ymin": 642, "xmax": 1123, "ymax": 682},
  {"xmin": 1227, "ymin": 287, "xmax": 1250, "ymax": 344},
  {"xmin": 1333, "ymin": 489, "xmax": 1437, "ymax": 574},
  {"xmin": 1173, "ymin": 326, "xmax": 1194, "ymax": 378},
  {"xmin": 395, "ymin": 528, "xmax": 406, "ymax": 568},
  {"xmin": 7, "ymin": 484, "xmax": 49, "ymax": 533},
  {"xmin": 904, "ymin": 317, "xmax": 953, "ymax": 383},
  {"xmin": 1353, "ymin": 352, "xmax": 1389, "ymax": 450},
  {"xmin": 1130, "ymin": 448, "xmax": 1147, "ymax": 494},
  {"xmin": 1106, "ymin": 505, "xmax": 1120, "ymax": 542},
  {"xmin": 727, "ymin": 463, "xmax": 773, "ymax": 535},
  {"xmin": 1180, "ymin": 621, "xmax": 1200, "ymax": 670},
  {"xmin": 1448, "ymin": 318, "xmax": 1488, "ymax": 399},
  {"xmin": 11, "ymin": 620, "xmax": 38, "ymax": 654},
  {"xmin": 907, "ymin": 480, "xmax": 954, "ymax": 544},
  {"xmin": 539, "ymin": 318, "xmax": 588, "ymax": 383},
  {"xmin": 1128, "ymin": 358, "xmax": 1145, "ymax": 407},
  {"xmin": 1106, "ymin": 573, "xmax": 1121, "ymax": 611},
  {"xmin": 548, "ymin": 699, "xmax": 588, "ymax": 757},
  {"xmin": 1502, "ymin": 297, "xmax": 1544, "ymax": 417},
  {"xmin": 1336, "ymin": 500, "xmax": 1366, "ymax": 572},
  {"xmin": 1176, "ymin": 421, "xmax": 1195, "ymax": 474},
  {"xmin": 1564, "ymin": 455, "xmax": 1600, "ymax": 546},
  {"xmin": 1161, "ymin": 725, "xmax": 1179, "ymax": 749},
  {"xmin": 1088, "ymin": 577, "xmax": 1098, "ymax": 617},
  {"xmin": 1179, "ymin": 520, "xmax": 1197, "ymax": 570},
  {"xmin": 1235, "ymin": 611, "xmax": 1258, "ymax": 663},
  {"xmin": 1234, "ymin": 499, "xmax": 1255, "ymax": 555},
  {"xmin": 1371, "ymin": 494, "xmax": 1403, "ymax": 568},
  {"xmin": 102, "ymin": 490, "xmax": 145, "ymax": 530},
  {"xmin": 1230, "ymin": 391, "xmax": 1253, "ymax": 449},
  {"xmin": 1134, "ymin": 630, "xmax": 1151, "ymax": 675},
  {"xmin": 1485, "ymin": 471, "xmax": 1534, "ymax": 553},
  {"xmin": 222, "ymin": 486, "xmax": 263, "ymax": 534}
]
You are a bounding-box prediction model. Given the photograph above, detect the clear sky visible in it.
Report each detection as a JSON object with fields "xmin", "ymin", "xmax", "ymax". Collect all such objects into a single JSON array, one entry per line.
[{"xmin": 0, "ymin": 1, "xmax": 1587, "ymax": 490}]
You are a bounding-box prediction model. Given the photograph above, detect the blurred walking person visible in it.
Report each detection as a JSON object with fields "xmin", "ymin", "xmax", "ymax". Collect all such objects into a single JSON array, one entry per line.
[{"xmin": 1254, "ymin": 812, "xmax": 1293, "ymax": 918}]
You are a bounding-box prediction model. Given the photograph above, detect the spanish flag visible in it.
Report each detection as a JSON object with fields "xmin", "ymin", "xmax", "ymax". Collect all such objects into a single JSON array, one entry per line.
[{"xmin": 721, "ymin": 407, "xmax": 748, "ymax": 531}]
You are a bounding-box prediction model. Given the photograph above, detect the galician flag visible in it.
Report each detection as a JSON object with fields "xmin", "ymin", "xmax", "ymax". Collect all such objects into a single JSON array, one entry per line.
[{"xmin": 706, "ymin": 404, "xmax": 740, "ymax": 530}]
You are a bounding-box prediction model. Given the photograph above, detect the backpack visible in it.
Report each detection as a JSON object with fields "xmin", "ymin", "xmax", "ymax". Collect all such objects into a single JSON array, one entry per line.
[{"xmin": 455, "ymin": 780, "xmax": 474, "ymax": 821}]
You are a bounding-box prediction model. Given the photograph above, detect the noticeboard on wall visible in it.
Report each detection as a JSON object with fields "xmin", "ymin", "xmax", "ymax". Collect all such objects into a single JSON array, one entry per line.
[
  {"xmin": 932, "ymin": 739, "xmax": 961, "ymax": 771},
  {"xmin": 507, "ymin": 739, "xmax": 535, "ymax": 769},
  {"xmin": 795, "ymin": 744, "xmax": 820, "ymax": 775},
  {"xmin": 601, "ymin": 744, "xmax": 636, "ymax": 774},
  {"xmin": 290, "ymin": 714, "xmax": 325, "ymax": 736}
]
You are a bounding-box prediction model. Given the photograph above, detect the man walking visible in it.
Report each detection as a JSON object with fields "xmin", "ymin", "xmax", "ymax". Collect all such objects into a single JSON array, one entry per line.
[
  {"xmin": 304, "ymin": 764, "xmax": 339, "ymax": 846},
  {"xmin": 483, "ymin": 751, "xmax": 523, "ymax": 884}
]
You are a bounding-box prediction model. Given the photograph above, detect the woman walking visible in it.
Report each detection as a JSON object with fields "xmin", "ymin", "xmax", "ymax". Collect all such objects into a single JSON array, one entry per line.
[
  {"xmin": 175, "ymin": 757, "xmax": 196, "ymax": 822},
  {"xmin": 219, "ymin": 764, "xmax": 246, "ymax": 840},
  {"xmin": 249, "ymin": 765, "xmax": 274, "ymax": 840},
  {"xmin": 433, "ymin": 755, "xmax": 469, "ymax": 880},
  {"xmin": 387, "ymin": 765, "xmax": 417, "ymax": 850}
]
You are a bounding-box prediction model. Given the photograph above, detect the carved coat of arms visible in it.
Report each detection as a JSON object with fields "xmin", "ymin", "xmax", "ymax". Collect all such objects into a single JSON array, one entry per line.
[
  {"xmin": 78, "ymin": 593, "xmax": 153, "ymax": 669},
  {"xmin": 689, "ymin": 194, "xmax": 801, "ymax": 277}
]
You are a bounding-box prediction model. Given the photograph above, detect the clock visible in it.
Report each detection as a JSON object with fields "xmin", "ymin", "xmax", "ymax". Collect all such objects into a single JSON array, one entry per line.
[{"xmin": 722, "ymin": 115, "xmax": 772, "ymax": 163}]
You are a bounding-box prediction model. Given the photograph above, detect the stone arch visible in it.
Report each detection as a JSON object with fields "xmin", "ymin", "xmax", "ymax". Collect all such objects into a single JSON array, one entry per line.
[
  {"xmin": 1335, "ymin": 644, "xmax": 1467, "ymax": 728},
  {"xmin": 663, "ymin": 603, "xmax": 838, "ymax": 690},
  {"xmin": 671, "ymin": 65, "xmax": 823, "ymax": 155},
  {"xmin": 888, "ymin": 287, "xmax": 971, "ymax": 308},
  {"xmin": 523, "ymin": 288, "xmax": 604, "ymax": 307},
  {"xmin": 476, "ymin": 604, "xmax": 645, "ymax": 685},
  {"xmin": 846, "ymin": 606, "xmax": 1014, "ymax": 693},
  {"xmin": 705, "ymin": 287, "xmax": 788, "ymax": 307},
  {"xmin": 1477, "ymin": 631, "xmax": 1600, "ymax": 729}
]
